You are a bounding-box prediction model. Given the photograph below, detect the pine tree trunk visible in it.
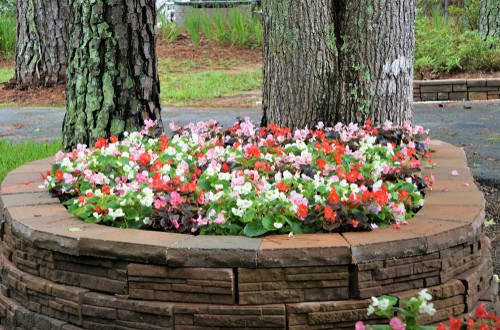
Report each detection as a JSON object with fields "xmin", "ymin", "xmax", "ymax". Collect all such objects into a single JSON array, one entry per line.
[
  {"xmin": 262, "ymin": 0, "xmax": 416, "ymax": 129},
  {"xmin": 15, "ymin": 0, "xmax": 68, "ymax": 86},
  {"xmin": 62, "ymin": 0, "xmax": 163, "ymax": 151},
  {"xmin": 479, "ymin": 0, "xmax": 500, "ymax": 37}
]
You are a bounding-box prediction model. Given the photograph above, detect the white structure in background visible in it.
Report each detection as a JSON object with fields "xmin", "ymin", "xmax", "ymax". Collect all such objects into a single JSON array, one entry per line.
[
  {"xmin": 157, "ymin": 0, "xmax": 257, "ymax": 24},
  {"xmin": 157, "ymin": 1, "xmax": 176, "ymax": 23}
]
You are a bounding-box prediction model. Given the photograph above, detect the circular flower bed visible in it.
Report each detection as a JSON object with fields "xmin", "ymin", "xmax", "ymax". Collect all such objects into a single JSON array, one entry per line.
[{"xmin": 44, "ymin": 118, "xmax": 433, "ymax": 237}]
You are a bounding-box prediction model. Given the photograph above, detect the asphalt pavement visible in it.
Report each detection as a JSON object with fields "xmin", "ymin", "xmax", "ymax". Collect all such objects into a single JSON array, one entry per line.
[{"xmin": 0, "ymin": 101, "xmax": 498, "ymax": 184}]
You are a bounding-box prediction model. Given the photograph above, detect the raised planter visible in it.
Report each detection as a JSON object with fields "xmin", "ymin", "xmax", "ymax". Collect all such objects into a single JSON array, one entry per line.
[
  {"xmin": 413, "ymin": 78, "xmax": 500, "ymax": 102},
  {"xmin": 0, "ymin": 140, "xmax": 498, "ymax": 329}
]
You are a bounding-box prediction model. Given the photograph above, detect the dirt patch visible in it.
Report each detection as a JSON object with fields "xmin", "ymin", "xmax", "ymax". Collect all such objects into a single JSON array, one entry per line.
[
  {"xmin": 0, "ymin": 84, "xmax": 66, "ymax": 107},
  {"xmin": 156, "ymin": 36, "xmax": 262, "ymax": 65},
  {"xmin": 417, "ymin": 70, "xmax": 499, "ymax": 80}
]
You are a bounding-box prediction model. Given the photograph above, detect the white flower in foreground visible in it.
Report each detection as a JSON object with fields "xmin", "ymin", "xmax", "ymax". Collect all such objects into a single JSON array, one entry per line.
[
  {"xmin": 378, "ymin": 298, "xmax": 390, "ymax": 311},
  {"xmin": 418, "ymin": 289, "xmax": 432, "ymax": 302},
  {"xmin": 273, "ymin": 222, "xmax": 283, "ymax": 229},
  {"xmin": 419, "ymin": 301, "xmax": 436, "ymax": 316},
  {"xmin": 367, "ymin": 305, "xmax": 375, "ymax": 316},
  {"xmin": 108, "ymin": 208, "xmax": 125, "ymax": 220}
]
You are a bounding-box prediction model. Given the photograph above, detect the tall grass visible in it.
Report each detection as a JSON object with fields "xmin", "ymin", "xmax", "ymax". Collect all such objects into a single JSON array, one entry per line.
[
  {"xmin": 181, "ymin": 7, "xmax": 262, "ymax": 49},
  {"xmin": 158, "ymin": 13, "xmax": 182, "ymax": 44},
  {"xmin": 0, "ymin": 13, "xmax": 16, "ymax": 57},
  {"xmin": 185, "ymin": 12, "xmax": 201, "ymax": 47},
  {"xmin": 0, "ymin": 140, "xmax": 61, "ymax": 183}
]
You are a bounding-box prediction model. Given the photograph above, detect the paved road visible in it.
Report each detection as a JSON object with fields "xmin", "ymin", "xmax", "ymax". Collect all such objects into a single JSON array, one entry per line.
[{"xmin": 1, "ymin": 101, "xmax": 499, "ymax": 184}]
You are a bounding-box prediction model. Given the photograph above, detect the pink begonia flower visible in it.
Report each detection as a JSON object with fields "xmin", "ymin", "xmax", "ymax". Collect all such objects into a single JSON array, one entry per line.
[
  {"xmin": 355, "ymin": 321, "xmax": 365, "ymax": 330},
  {"xmin": 389, "ymin": 317, "xmax": 405, "ymax": 330},
  {"xmin": 451, "ymin": 170, "xmax": 459, "ymax": 176},
  {"xmin": 169, "ymin": 191, "xmax": 184, "ymax": 207},
  {"xmin": 169, "ymin": 122, "xmax": 182, "ymax": 132}
]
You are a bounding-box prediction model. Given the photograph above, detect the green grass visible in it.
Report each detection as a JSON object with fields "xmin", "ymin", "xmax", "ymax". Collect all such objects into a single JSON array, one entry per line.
[
  {"xmin": 0, "ymin": 13, "xmax": 16, "ymax": 57},
  {"xmin": 158, "ymin": 58, "xmax": 261, "ymax": 106},
  {"xmin": 0, "ymin": 140, "xmax": 61, "ymax": 183},
  {"xmin": 158, "ymin": 60, "xmax": 261, "ymax": 106},
  {"xmin": 0, "ymin": 66, "xmax": 13, "ymax": 83}
]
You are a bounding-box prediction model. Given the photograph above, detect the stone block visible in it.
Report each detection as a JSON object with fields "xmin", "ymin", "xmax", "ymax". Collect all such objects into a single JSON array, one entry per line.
[
  {"xmin": 421, "ymin": 92, "xmax": 438, "ymax": 101},
  {"xmin": 79, "ymin": 274, "xmax": 127, "ymax": 295},
  {"xmin": 467, "ymin": 79, "xmax": 487, "ymax": 87},
  {"xmin": 82, "ymin": 305, "xmax": 117, "ymax": 320},
  {"xmin": 438, "ymin": 92, "xmax": 450, "ymax": 100},
  {"xmin": 448, "ymin": 92, "xmax": 467, "ymax": 101},
  {"xmin": 452, "ymin": 84, "xmax": 467, "ymax": 92},
  {"xmin": 486, "ymin": 78, "xmax": 500, "ymax": 86},
  {"xmin": 468, "ymin": 86, "xmax": 495, "ymax": 92},
  {"xmin": 421, "ymin": 85, "xmax": 453, "ymax": 93}
]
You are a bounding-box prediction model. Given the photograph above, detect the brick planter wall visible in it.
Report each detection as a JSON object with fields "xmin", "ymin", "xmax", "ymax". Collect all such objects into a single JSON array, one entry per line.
[
  {"xmin": 0, "ymin": 140, "xmax": 498, "ymax": 329},
  {"xmin": 414, "ymin": 78, "xmax": 500, "ymax": 102}
]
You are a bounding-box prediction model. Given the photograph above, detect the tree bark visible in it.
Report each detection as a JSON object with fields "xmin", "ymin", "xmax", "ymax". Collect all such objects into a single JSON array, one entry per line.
[
  {"xmin": 62, "ymin": 0, "xmax": 163, "ymax": 151},
  {"xmin": 479, "ymin": 0, "xmax": 500, "ymax": 37},
  {"xmin": 262, "ymin": 0, "xmax": 416, "ymax": 129},
  {"xmin": 15, "ymin": 0, "xmax": 68, "ymax": 86}
]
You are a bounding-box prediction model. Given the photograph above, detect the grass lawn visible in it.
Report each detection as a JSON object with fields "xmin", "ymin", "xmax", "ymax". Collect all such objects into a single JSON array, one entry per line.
[
  {"xmin": 0, "ymin": 66, "xmax": 13, "ymax": 84},
  {"xmin": 158, "ymin": 59, "xmax": 261, "ymax": 106},
  {"xmin": 0, "ymin": 140, "xmax": 61, "ymax": 183}
]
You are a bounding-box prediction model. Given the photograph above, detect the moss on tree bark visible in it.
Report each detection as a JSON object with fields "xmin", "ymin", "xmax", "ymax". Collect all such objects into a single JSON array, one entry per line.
[{"xmin": 62, "ymin": 0, "xmax": 163, "ymax": 151}]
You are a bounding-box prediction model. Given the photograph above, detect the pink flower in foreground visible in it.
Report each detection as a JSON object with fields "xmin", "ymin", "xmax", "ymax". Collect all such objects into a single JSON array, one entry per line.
[
  {"xmin": 169, "ymin": 191, "xmax": 184, "ymax": 207},
  {"xmin": 389, "ymin": 317, "xmax": 405, "ymax": 330},
  {"xmin": 355, "ymin": 321, "xmax": 365, "ymax": 330}
]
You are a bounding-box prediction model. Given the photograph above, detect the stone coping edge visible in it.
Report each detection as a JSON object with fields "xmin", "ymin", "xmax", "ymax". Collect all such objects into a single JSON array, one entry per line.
[
  {"xmin": 413, "ymin": 78, "xmax": 500, "ymax": 102},
  {"xmin": 0, "ymin": 140, "xmax": 485, "ymax": 268}
]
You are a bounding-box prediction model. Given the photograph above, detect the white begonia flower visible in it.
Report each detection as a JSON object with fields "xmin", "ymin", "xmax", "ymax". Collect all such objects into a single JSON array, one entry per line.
[
  {"xmin": 94, "ymin": 189, "xmax": 103, "ymax": 197},
  {"xmin": 283, "ymin": 171, "xmax": 293, "ymax": 179},
  {"xmin": 143, "ymin": 217, "xmax": 152, "ymax": 225},
  {"xmin": 378, "ymin": 298, "xmax": 390, "ymax": 311},
  {"xmin": 264, "ymin": 189, "xmax": 279, "ymax": 201},
  {"xmin": 273, "ymin": 222, "xmax": 283, "ymax": 229},
  {"xmin": 350, "ymin": 183, "xmax": 360, "ymax": 194},
  {"xmin": 418, "ymin": 289, "xmax": 432, "ymax": 301},
  {"xmin": 231, "ymin": 208, "xmax": 244, "ymax": 217},
  {"xmin": 209, "ymin": 191, "xmax": 224, "ymax": 202},
  {"xmin": 371, "ymin": 296, "xmax": 381, "ymax": 307},
  {"xmin": 233, "ymin": 182, "xmax": 252, "ymax": 195},
  {"xmin": 205, "ymin": 168, "xmax": 216, "ymax": 177},
  {"xmin": 218, "ymin": 172, "xmax": 231, "ymax": 181},
  {"xmin": 92, "ymin": 212, "xmax": 102, "ymax": 220},
  {"xmin": 367, "ymin": 305, "xmax": 375, "ymax": 316},
  {"xmin": 139, "ymin": 188, "xmax": 154, "ymax": 206},
  {"xmin": 121, "ymin": 151, "xmax": 130, "ymax": 158},
  {"xmin": 161, "ymin": 164, "xmax": 171, "ymax": 174},
  {"xmin": 61, "ymin": 157, "xmax": 74, "ymax": 171},
  {"xmin": 274, "ymin": 172, "xmax": 282, "ymax": 181},
  {"xmin": 419, "ymin": 301, "xmax": 436, "ymax": 316},
  {"xmin": 264, "ymin": 153, "xmax": 274, "ymax": 161},
  {"xmin": 236, "ymin": 199, "xmax": 252, "ymax": 210},
  {"xmin": 166, "ymin": 147, "xmax": 177, "ymax": 156},
  {"xmin": 214, "ymin": 184, "xmax": 223, "ymax": 190},
  {"xmin": 108, "ymin": 208, "xmax": 125, "ymax": 220}
]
